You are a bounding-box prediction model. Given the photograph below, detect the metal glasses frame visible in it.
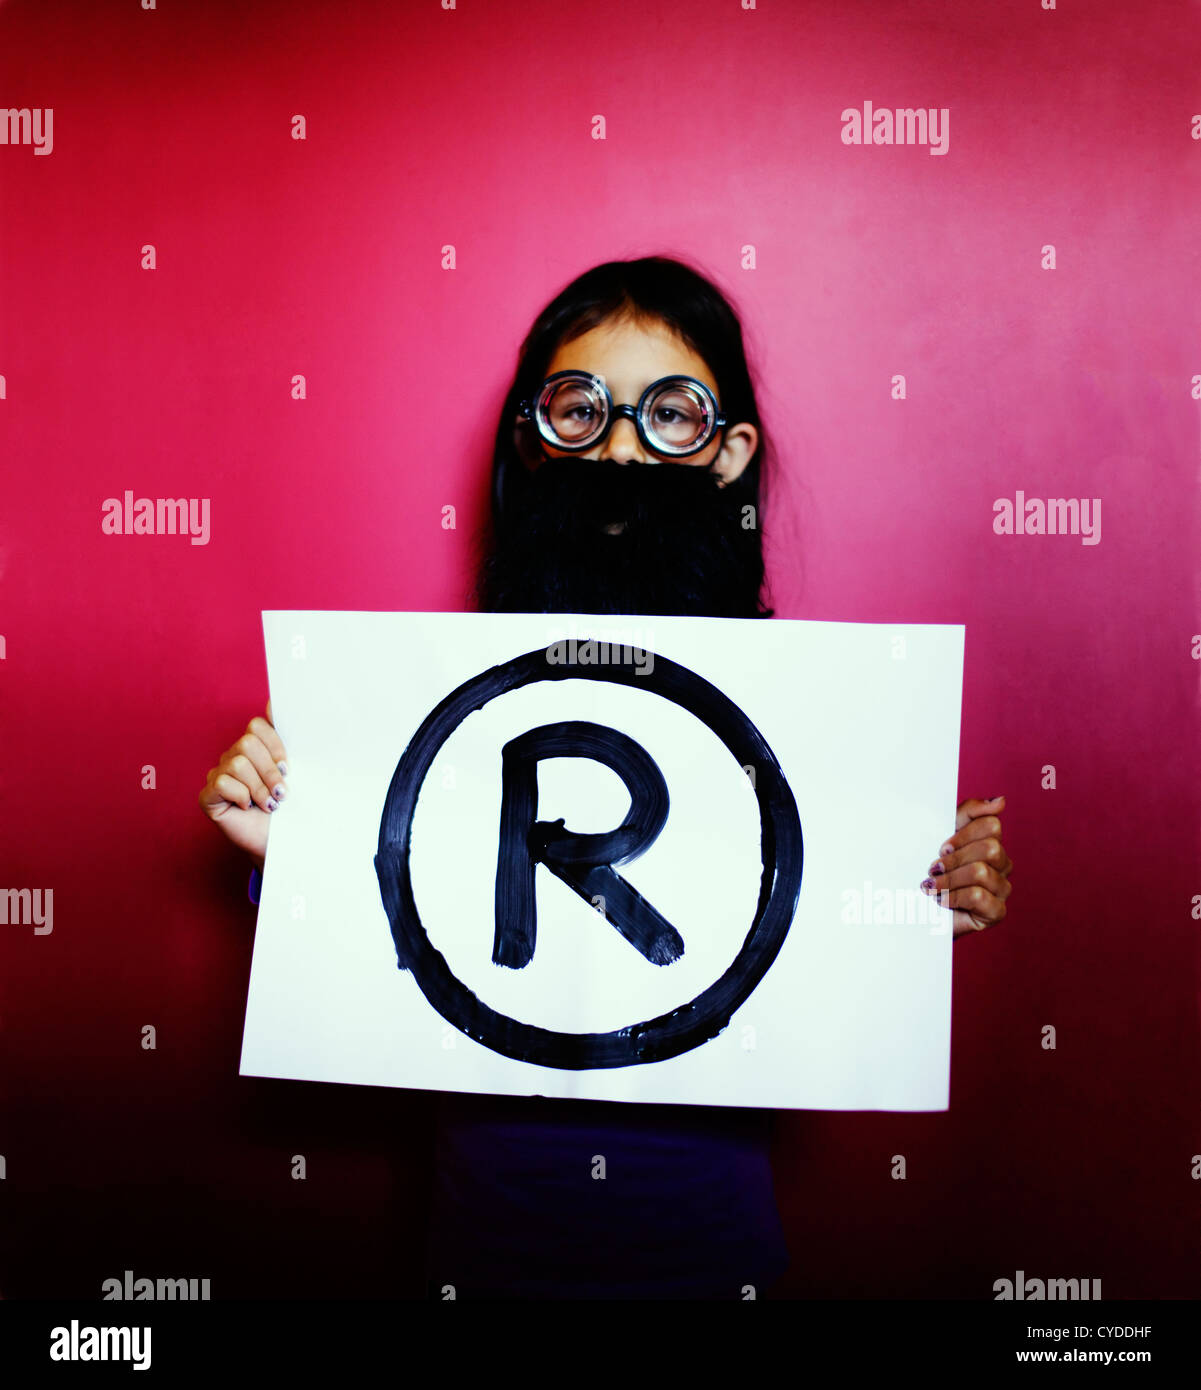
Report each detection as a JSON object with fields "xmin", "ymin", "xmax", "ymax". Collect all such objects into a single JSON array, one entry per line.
[{"xmin": 518, "ymin": 370, "xmax": 727, "ymax": 459}]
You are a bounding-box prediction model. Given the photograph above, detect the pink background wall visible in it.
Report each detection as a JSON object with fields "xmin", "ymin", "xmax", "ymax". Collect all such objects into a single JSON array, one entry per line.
[{"xmin": 2, "ymin": 0, "xmax": 1199, "ymax": 1300}]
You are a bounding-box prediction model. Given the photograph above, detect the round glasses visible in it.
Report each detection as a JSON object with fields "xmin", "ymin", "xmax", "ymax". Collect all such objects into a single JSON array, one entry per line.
[{"xmin": 519, "ymin": 371, "xmax": 727, "ymax": 459}]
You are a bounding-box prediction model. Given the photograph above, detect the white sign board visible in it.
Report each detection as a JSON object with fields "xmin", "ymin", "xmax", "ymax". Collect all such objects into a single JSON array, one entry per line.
[{"xmin": 239, "ymin": 611, "xmax": 963, "ymax": 1111}]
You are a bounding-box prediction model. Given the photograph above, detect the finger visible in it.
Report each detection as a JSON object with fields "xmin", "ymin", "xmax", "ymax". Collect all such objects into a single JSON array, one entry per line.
[
  {"xmin": 229, "ymin": 730, "xmax": 286, "ymax": 798},
  {"xmin": 200, "ymin": 770, "xmax": 258, "ymax": 816},
  {"xmin": 224, "ymin": 744, "xmax": 282, "ymax": 812},
  {"xmin": 929, "ymin": 836, "xmax": 1009, "ymax": 880},
  {"xmin": 938, "ymin": 813, "xmax": 1001, "ymax": 860},
  {"xmin": 266, "ymin": 698, "xmax": 273, "ymax": 724},
  {"xmin": 247, "ymin": 714, "xmax": 288, "ymax": 775},
  {"xmin": 939, "ymin": 885, "xmax": 1008, "ymax": 927},
  {"xmin": 954, "ymin": 794, "xmax": 1005, "ymax": 831},
  {"xmin": 923, "ymin": 861, "xmax": 1012, "ymax": 903}
]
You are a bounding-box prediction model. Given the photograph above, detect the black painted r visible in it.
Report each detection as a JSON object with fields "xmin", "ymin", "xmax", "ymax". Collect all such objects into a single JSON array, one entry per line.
[{"xmin": 493, "ymin": 720, "xmax": 683, "ymax": 970}]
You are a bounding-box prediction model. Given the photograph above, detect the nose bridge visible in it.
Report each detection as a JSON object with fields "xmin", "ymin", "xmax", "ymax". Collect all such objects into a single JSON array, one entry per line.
[{"xmin": 604, "ymin": 402, "xmax": 645, "ymax": 460}]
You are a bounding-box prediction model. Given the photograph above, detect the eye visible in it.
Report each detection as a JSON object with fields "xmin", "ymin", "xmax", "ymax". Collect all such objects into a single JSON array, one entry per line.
[
  {"xmin": 552, "ymin": 401, "xmax": 597, "ymax": 429},
  {"xmin": 545, "ymin": 382, "xmax": 605, "ymax": 441},
  {"xmin": 648, "ymin": 387, "xmax": 707, "ymax": 444}
]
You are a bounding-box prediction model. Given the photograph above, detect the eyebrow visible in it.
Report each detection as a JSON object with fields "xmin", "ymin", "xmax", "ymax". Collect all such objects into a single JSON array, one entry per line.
[{"xmin": 554, "ymin": 369, "xmax": 707, "ymax": 396}]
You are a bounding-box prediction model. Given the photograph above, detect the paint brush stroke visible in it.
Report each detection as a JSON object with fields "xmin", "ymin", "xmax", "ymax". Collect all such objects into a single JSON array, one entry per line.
[{"xmin": 493, "ymin": 719, "xmax": 680, "ymax": 969}]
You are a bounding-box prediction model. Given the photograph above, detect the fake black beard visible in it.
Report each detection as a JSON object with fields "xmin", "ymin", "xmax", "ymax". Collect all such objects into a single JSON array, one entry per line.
[{"xmin": 478, "ymin": 456, "xmax": 765, "ymax": 618}]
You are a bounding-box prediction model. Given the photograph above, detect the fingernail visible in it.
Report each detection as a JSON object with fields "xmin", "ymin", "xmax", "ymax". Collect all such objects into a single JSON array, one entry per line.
[
  {"xmin": 940, "ymin": 842, "xmax": 954, "ymax": 857},
  {"xmin": 272, "ymin": 784, "xmax": 285, "ymax": 800},
  {"xmin": 266, "ymin": 797, "xmax": 278, "ymax": 812},
  {"xmin": 991, "ymin": 794, "xmax": 1004, "ymax": 802},
  {"xmin": 278, "ymin": 761, "xmax": 288, "ymax": 777},
  {"xmin": 928, "ymin": 860, "xmax": 946, "ymax": 876},
  {"xmin": 920, "ymin": 878, "xmax": 935, "ymax": 892}
]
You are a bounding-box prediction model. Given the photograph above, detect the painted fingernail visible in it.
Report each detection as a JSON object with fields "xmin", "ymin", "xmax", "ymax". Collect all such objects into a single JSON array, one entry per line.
[
  {"xmin": 940, "ymin": 842, "xmax": 954, "ymax": 857},
  {"xmin": 272, "ymin": 784, "xmax": 285, "ymax": 800},
  {"xmin": 929, "ymin": 860, "xmax": 946, "ymax": 876},
  {"xmin": 278, "ymin": 761, "xmax": 288, "ymax": 777},
  {"xmin": 920, "ymin": 878, "xmax": 935, "ymax": 892},
  {"xmin": 266, "ymin": 797, "xmax": 278, "ymax": 812}
]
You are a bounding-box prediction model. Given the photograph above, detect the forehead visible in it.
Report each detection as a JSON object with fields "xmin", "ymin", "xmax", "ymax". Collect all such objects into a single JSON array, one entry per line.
[{"xmin": 545, "ymin": 316, "xmax": 716, "ymax": 394}]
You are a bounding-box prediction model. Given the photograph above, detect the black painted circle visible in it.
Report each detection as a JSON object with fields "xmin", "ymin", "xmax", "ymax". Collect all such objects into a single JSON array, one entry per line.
[{"xmin": 375, "ymin": 646, "xmax": 803, "ymax": 1069}]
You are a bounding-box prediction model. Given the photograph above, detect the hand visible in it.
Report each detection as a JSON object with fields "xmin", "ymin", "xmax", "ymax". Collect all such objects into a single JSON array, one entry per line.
[
  {"xmin": 198, "ymin": 700, "xmax": 288, "ymax": 867},
  {"xmin": 920, "ymin": 795, "xmax": 1012, "ymax": 939}
]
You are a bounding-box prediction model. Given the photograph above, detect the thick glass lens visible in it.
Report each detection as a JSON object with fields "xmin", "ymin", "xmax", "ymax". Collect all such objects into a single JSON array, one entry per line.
[
  {"xmin": 643, "ymin": 381, "xmax": 711, "ymax": 451},
  {"xmin": 541, "ymin": 377, "xmax": 606, "ymax": 446}
]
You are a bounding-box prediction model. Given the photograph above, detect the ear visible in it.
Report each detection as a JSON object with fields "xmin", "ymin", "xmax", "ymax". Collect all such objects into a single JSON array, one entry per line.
[{"xmin": 710, "ymin": 422, "xmax": 759, "ymax": 487}]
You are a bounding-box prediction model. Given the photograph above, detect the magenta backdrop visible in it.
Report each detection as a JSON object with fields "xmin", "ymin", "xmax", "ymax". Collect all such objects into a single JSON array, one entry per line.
[{"xmin": 2, "ymin": 0, "xmax": 1199, "ymax": 1301}]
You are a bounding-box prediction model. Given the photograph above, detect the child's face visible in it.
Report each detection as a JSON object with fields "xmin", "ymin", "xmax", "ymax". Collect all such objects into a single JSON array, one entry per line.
[{"xmin": 534, "ymin": 315, "xmax": 759, "ymax": 485}]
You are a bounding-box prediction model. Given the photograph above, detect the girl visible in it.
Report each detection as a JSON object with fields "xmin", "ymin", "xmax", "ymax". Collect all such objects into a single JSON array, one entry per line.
[{"xmin": 199, "ymin": 255, "xmax": 1013, "ymax": 1299}]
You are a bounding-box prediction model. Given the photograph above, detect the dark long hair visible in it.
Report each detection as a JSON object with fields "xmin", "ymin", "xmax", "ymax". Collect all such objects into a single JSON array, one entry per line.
[{"xmin": 477, "ymin": 255, "xmax": 774, "ymax": 615}]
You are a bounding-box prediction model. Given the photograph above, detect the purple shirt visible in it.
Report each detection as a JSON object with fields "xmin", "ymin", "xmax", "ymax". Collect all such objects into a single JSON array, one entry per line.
[
  {"xmin": 426, "ymin": 1090, "xmax": 787, "ymax": 1299},
  {"xmin": 248, "ymin": 865, "xmax": 790, "ymax": 1297}
]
